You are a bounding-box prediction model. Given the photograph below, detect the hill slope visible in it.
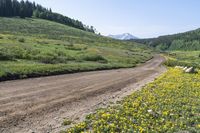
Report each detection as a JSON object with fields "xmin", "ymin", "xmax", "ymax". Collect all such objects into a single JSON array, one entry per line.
[
  {"xmin": 0, "ymin": 17, "xmax": 152, "ymax": 81},
  {"xmin": 133, "ymin": 28, "xmax": 200, "ymax": 51},
  {"xmin": 0, "ymin": 0, "xmax": 94, "ymax": 32}
]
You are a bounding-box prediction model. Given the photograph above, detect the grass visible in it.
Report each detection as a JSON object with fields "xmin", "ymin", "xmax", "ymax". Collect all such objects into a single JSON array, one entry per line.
[
  {"xmin": 63, "ymin": 119, "xmax": 73, "ymax": 126},
  {"xmin": 66, "ymin": 68, "xmax": 200, "ymax": 133},
  {"xmin": 0, "ymin": 17, "xmax": 152, "ymax": 81},
  {"xmin": 164, "ymin": 51, "xmax": 200, "ymax": 68}
]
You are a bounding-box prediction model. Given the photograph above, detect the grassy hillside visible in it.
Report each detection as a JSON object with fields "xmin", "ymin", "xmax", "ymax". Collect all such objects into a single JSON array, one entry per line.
[
  {"xmin": 133, "ymin": 28, "xmax": 200, "ymax": 51},
  {"xmin": 0, "ymin": 17, "xmax": 152, "ymax": 81}
]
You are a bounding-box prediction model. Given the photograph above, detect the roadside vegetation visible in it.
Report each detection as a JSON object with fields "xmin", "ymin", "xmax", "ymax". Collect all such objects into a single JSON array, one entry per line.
[
  {"xmin": 0, "ymin": 17, "xmax": 152, "ymax": 81},
  {"xmin": 164, "ymin": 51, "xmax": 200, "ymax": 68},
  {"xmin": 65, "ymin": 68, "xmax": 200, "ymax": 133}
]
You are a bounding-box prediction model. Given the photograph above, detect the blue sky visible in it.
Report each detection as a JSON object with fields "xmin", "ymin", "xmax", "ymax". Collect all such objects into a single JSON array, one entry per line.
[{"xmin": 28, "ymin": 0, "xmax": 200, "ymax": 38}]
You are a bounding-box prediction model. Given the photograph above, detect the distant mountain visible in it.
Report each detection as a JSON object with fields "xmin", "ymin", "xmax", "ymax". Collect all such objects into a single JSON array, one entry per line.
[{"xmin": 108, "ymin": 33, "xmax": 138, "ymax": 40}]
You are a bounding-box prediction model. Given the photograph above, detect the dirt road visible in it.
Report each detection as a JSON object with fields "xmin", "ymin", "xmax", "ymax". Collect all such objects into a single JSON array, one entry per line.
[{"xmin": 0, "ymin": 55, "xmax": 166, "ymax": 133}]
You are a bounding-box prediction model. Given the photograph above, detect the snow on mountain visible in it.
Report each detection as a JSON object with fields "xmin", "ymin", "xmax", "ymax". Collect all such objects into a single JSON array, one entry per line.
[{"xmin": 108, "ymin": 33, "xmax": 138, "ymax": 40}]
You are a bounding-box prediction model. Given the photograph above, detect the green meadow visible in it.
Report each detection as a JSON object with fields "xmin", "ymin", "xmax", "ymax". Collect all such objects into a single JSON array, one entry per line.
[{"xmin": 164, "ymin": 51, "xmax": 200, "ymax": 68}]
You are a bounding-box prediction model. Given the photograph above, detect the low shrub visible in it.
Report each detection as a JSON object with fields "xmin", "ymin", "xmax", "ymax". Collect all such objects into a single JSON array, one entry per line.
[
  {"xmin": 62, "ymin": 119, "xmax": 72, "ymax": 126},
  {"xmin": 18, "ymin": 38, "xmax": 25, "ymax": 43},
  {"xmin": 81, "ymin": 54, "xmax": 108, "ymax": 63},
  {"xmin": 0, "ymin": 49, "xmax": 14, "ymax": 60}
]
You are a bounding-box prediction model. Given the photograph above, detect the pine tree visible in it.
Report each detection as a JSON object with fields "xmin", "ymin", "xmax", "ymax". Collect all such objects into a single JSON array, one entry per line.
[
  {"xmin": 12, "ymin": 0, "xmax": 20, "ymax": 16},
  {"xmin": 0, "ymin": 0, "xmax": 7, "ymax": 16},
  {"xmin": 0, "ymin": 0, "xmax": 3, "ymax": 16},
  {"xmin": 26, "ymin": 0, "xmax": 33, "ymax": 17},
  {"xmin": 20, "ymin": 0, "xmax": 26, "ymax": 18},
  {"xmin": 6, "ymin": 0, "xmax": 12, "ymax": 16}
]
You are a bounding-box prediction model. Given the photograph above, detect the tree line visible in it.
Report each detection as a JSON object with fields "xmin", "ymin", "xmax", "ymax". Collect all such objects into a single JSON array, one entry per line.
[{"xmin": 0, "ymin": 0, "xmax": 95, "ymax": 33}]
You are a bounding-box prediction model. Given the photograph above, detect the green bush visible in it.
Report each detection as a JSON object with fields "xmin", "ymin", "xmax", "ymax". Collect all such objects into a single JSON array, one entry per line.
[
  {"xmin": 81, "ymin": 54, "xmax": 107, "ymax": 63},
  {"xmin": 18, "ymin": 38, "xmax": 25, "ymax": 43},
  {"xmin": 0, "ymin": 49, "xmax": 14, "ymax": 60}
]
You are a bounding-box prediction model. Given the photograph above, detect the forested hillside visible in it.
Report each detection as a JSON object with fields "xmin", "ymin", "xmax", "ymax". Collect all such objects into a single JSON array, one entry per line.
[
  {"xmin": 133, "ymin": 28, "xmax": 200, "ymax": 51},
  {"xmin": 0, "ymin": 0, "xmax": 95, "ymax": 32}
]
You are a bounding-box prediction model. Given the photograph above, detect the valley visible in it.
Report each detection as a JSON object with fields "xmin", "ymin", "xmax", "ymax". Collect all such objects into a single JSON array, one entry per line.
[{"xmin": 0, "ymin": 0, "xmax": 200, "ymax": 133}]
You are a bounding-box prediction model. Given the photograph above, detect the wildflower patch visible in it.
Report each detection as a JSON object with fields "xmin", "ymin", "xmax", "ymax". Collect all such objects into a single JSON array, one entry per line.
[{"xmin": 66, "ymin": 68, "xmax": 200, "ymax": 133}]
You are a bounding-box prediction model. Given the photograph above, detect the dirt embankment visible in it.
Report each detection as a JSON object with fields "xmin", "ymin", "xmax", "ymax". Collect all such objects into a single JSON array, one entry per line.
[{"xmin": 0, "ymin": 55, "xmax": 166, "ymax": 133}]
